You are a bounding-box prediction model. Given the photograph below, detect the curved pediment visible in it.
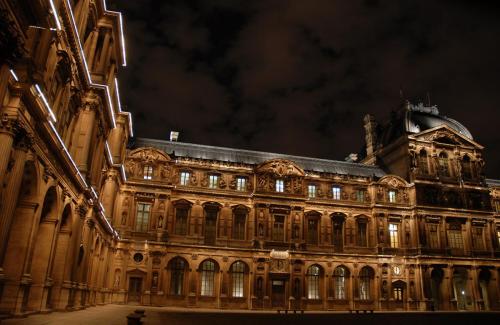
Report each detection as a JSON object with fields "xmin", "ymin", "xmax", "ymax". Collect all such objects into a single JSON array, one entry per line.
[
  {"xmin": 378, "ymin": 175, "xmax": 408, "ymax": 188},
  {"xmin": 256, "ymin": 159, "xmax": 305, "ymax": 177},
  {"xmin": 128, "ymin": 147, "xmax": 171, "ymax": 163}
]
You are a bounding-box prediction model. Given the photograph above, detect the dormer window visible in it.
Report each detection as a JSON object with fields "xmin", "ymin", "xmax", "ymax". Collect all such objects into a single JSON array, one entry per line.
[
  {"xmin": 180, "ymin": 171, "xmax": 190, "ymax": 185},
  {"xmin": 143, "ymin": 165, "xmax": 153, "ymax": 180},
  {"xmin": 332, "ymin": 186, "xmax": 341, "ymax": 200},
  {"xmin": 275, "ymin": 179, "xmax": 284, "ymax": 193},
  {"xmin": 438, "ymin": 152, "xmax": 450, "ymax": 177},
  {"xmin": 356, "ymin": 190, "xmax": 365, "ymax": 202},
  {"xmin": 308, "ymin": 185, "xmax": 316, "ymax": 198},
  {"xmin": 236, "ymin": 177, "xmax": 247, "ymax": 191},
  {"xmin": 209, "ymin": 175, "xmax": 219, "ymax": 189},
  {"xmin": 388, "ymin": 190, "xmax": 397, "ymax": 203}
]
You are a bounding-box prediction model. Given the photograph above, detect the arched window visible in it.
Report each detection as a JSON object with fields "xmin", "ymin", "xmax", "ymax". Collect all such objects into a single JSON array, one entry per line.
[
  {"xmin": 438, "ymin": 152, "xmax": 450, "ymax": 177},
  {"xmin": 200, "ymin": 260, "xmax": 217, "ymax": 296},
  {"xmin": 231, "ymin": 261, "xmax": 246, "ymax": 298},
  {"xmin": 461, "ymin": 155, "xmax": 472, "ymax": 179},
  {"xmin": 392, "ymin": 280, "xmax": 406, "ymax": 301},
  {"xmin": 419, "ymin": 150, "xmax": 429, "ymax": 174},
  {"xmin": 307, "ymin": 265, "xmax": 321, "ymax": 299},
  {"xmin": 332, "ymin": 213, "xmax": 345, "ymax": 251},
  {"xmin": 169, "ymin": 257, "xmax": 186, "ymax": 295},
  {"xmin": 478, "ymin": 269, "xmax": 491, "ymax": 310},
  {"xmin": 359, "ymin": 267, "xmax": 374, "ymax": 300},
  {"xmin": 334, "ymin": 266, "xmax": 349, "ymax": 300}
]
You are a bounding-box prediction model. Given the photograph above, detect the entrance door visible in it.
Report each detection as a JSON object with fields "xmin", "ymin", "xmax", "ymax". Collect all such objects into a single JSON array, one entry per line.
[
  {"xmin": 128, "ymin": 277, "xmax": 143, "ymax": 303},
  {"xmin": 204, "ymin": 210, "xmax": 217, "ymax": 245},
  {"xmin": 271, "ymin": 280, "xmax": 286, "ymax": 308}
]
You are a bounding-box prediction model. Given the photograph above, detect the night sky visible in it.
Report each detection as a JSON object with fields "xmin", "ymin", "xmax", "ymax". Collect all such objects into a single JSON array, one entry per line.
[{"xmin": 109, "ymin": 0, "xmax": 500, "ymax": 178}]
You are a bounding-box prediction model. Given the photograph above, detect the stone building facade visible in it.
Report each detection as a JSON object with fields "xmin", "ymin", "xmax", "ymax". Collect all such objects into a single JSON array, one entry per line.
[{"xmin": 1, "ymin": 0, "xmax": 500, "ymax": 318}]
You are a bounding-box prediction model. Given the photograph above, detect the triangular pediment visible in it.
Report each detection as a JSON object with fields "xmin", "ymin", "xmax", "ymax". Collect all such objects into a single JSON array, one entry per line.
[{"xmin": 408, "ymin": 125, "xmax": 483, "ymax": 149}]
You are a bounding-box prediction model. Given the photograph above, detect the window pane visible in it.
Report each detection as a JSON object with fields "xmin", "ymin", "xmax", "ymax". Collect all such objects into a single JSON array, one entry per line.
[
  {"xmin": 447, "ymin": 229, "xmax": 463, "ymax": 249},
  {"xmin": 272, "ymin": 215, "xmax": 285, "ymax": 241},
  {"xmin": 170, "ymin": 258, "xmax": 185, "ymax": 295},
  {"xmin": 201, "ymin": 261, "xmax": 215, "ymax": 296},
  {"xmin": 135, "ymin": 203, "xmax": 151, "ymax": 232},
  {"xmin": 307, "ymin": 266, "xmax": 320, "ymax": 299},
  {"xmin": 236, "ymin": 177, "xmax": 246, "ymax": 191},
  {"xmin": 357, "ymin": 222, "xmax": 367, "ymax": 247},
  {"xmin": 334, "ymin": 267, "xmax": 346, "ymax": 299},
  {"xmin": 143, "ymin": 166, "xmax": 153, "ymax": 180},
  {"xmin": 389, "ymin": 223, "xmax": 399, "ymax": 248},
  {"xmin": 180, "ymin": 172, "xmax": 190, "ymax": 185},
  {"xmin": 308, "ymin": 185, "xmax": 316, "ymax": 198},
  {"xmin": 209, "ymin": 175, "xmax": 219, "ymax": 189},
  {"xmin": 332, "ymin": 186, "xmax": 341, "ymax": 200},
  {"xmin": 276, "ymin": 179, "xmax": 284, "ymax": 192},
  {"xmin": 388, "ymin": 190, "xmax": 396, "ymax": 203},
  {"xmin": 472, "ymin": 227, "xmax": 484, "ymax": 250},
  {"xmin": 231, "ymin": 262, "xmax": 245, "ymax": 297},
  {"xmin": 175, "ymin": 208, "xmax": 188, "ymax": 235}
]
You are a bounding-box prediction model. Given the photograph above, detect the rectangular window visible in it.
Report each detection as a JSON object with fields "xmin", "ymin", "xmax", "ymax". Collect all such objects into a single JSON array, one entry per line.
[
  {"xmin": 307, "ymin": 218, "xmax": 318, "ymax": 244},
  {"xmin": 472, "ymin": 227, "xmax": 484, "ymax": 250},
  {"xmin": 135, "ymin": 203, "xmax": 151, "ymax": 232},
  {"xmin": 388, "ymin": 190, "xmax": 397, "ymax": 203},
  {"xmin": 209, "ymin": 175, "xmax": 219, "ymax": 189},
  {"xmin": 357, "ymin": 222, "xmax": 367, "ymax": 247},
  {"xmin": 356, "ymin": 190, "xmax": 365, "ymax": 202},
  {"xmin": 393, "ymin": 287, "xmax": 403, "ymax": 301},
  {"xmin": 275, "ymin": 179, "xmax": 284, "ymax": 193},
  {"xmin": 232, "ymin": 271, "xmax": 244, "ymax": 298},
  {"xmin": 428, "ymin": 224, "xmax": 440, "ymax": 249},
  {"xmin": 236, "ymin": 177, "xmax": 246, "ymax": 191},
  {"xmin": 308, "ymin": 185, "xmax": 316, "ymax": 198},
  {"xmin": 332, "ymin": 186, "xmax": 341, "ymax": 200},
  {"xmin": 174, "ymin": 208, "xmax": 188, "ymax": 235},
  {"xmin": 233, "ymin": 212, "xmax": 246, "ymax": 240},
  {"xmin": 143, "ymin": 165, "xmax": 153, "ymax": 180},
  {"xmin": 389, "ymin": 223, "xmax": 399, "ymax": 248},
  {"xmin": 180, "ymin": 171, "xmax": 190, "ymax": 185},
  {"xmin": 447, "ymin": 228, "xmax": 464, "ymax": 249},
  {"xmin": 272, "ymin": 215, "xmax": 285, "ymax": 241}
]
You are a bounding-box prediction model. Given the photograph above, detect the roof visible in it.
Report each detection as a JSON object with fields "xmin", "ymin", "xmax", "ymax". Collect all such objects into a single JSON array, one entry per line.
[
  {"xmin": 486, "ymin": 178, "xmax": 500, "ymax": 188},
  {"xmin": 133, "ymin": 138, "xmax": 386, "ymax": 178}
]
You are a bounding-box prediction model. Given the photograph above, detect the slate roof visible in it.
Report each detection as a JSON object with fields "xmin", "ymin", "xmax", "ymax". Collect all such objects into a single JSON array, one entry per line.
[
  {"xmin": 133, "ymin": 138, "xmax": 386, "ymax": 178},
  {"xmin": 486, "ymin": 179, "xmax": 500, "ymax": 188}
]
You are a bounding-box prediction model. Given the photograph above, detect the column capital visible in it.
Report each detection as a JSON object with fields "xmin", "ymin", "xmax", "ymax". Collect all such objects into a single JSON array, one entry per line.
[{"xmin": 0, "ymin": 113, "xmax": 19, "ymax": 136}]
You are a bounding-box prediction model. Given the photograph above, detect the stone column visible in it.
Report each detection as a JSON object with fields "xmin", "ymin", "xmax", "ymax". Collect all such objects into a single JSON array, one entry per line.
[
  {"xmin": 0, "ymin": 129, "xmax": 31, "ymax": 268},
  {"xmin": 108, "ymin": 119, "xmax": 125, "ymax": 164},
  {"xmin": 100, "ymin": 169, "xmax": 118, "ymax": 221}
]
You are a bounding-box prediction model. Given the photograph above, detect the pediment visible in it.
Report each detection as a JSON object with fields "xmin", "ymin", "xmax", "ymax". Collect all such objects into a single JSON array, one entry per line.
[
  {"xmin": 409, "ymin": 125, "xmax": 483, "ymax": 149},
  {"xmin": 378, "ymin": 175, "xmax": 409, "ymax": 188},
  {"xmin": 256, "ymin": 159, "xmax": 305, "ymax": 177},
  {"xmin": 128, "ymin": 147, "xmax": 171, "ymax": 163}
]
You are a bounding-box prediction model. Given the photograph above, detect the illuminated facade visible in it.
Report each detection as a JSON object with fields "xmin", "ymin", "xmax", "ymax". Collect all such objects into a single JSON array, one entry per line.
[{"xmin": 0, "ymin": 0, "xmax": 500, "ymax": 318}]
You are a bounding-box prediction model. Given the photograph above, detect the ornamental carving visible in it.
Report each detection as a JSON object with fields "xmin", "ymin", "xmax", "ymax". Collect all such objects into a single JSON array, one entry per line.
[
  {"xmin": 125, "ymin": 147, "xmax": 172, "ymax": 181},
  {"xmin": 378, "ymin": 175, "xmax": 408, "ymax": 188},
  {"xmin": 420, "ymin": 130, "xmax": 463, "ymax": 145},
  {"xmin": 256, "ymin": 159, "xmax": 305, "ymax": 177}
]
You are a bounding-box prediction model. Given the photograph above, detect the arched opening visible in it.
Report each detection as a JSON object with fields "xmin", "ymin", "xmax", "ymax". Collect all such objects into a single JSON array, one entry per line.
[
  {"xmin": 333, "ymin": 266, "xmax": 350, "ymax": 300},
  {"xmin": 230, "ymin": 261, "xmax": 248, "ymax": 298},
  {"xmin": 430, "ymin": 268, "xmax": 444, "ymax": 310},
  {"xmin": 306, "ymin": 265, "xmax": 322, "ymax": 300},
  {"xmin": 199, "ymin": 259, "xmax": 219, "ymax": 296},
  {"xmin": 392, "ymin": 280, "xmax": 406, "ymax": 307},
  {"xmin": 419, "ymin": 149, "xmax": 429, "ymax": 174},
  {"xmin": 168, "ymin": 257, "xmax": 187, "ymax": 296},
  {"xmin": 461, "ymin": 155, "xmax": 473, "ymax": 180},
  {"xmin": 438, "ymin": 152, "xmax": 450, "ymax": 177},
  {"xmin": 452, "ymin": 267, "xmax": 469, "ymax": 310},
  {"xmin": 359, "ymin": 266, "xmax": 374, "ymax": 301}
]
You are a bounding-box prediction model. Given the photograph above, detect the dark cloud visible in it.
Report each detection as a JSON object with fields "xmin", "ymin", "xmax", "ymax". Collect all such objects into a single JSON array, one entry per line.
[{"xmin": 111, "ymin": 0, "xmax": 500, "ymax": 178}]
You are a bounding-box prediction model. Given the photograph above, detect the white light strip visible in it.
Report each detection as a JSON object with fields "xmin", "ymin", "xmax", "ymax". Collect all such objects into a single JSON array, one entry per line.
[
  {"xmin": 127, "ymin": 112, "xmax": 134, "ymax": 137},
  {"xmin": 49, "ymin": 0, "xmax": 62, "ymax": 30},
  {"xmin": 90, "ymin": 186, "xmax": 99, "ymax": 200},
  {"xmin": 9, "ymin": 69, "xmax": 19, "ymax": 81},
  {"xmin": 120, "ymin": 164, "xmax": 127, "ymax": 182},
  {"xmin": 104, "ymin": 141, "xmax": 114, "ymax": 165},
  {"xmin": 102, "ymin": 0, "xmax": 127, "ymax": 66},
  {"xmin": 99, "ymin": 202, "xmax": 106, "ymax": 213},
  {"xmin": 114, "ymin": 78, "xmax": 122, "ymax": 112},
  {"xmin": 35, "ymin": 84, "xmax": 57, "ymax": 122},
  {"xmin": 48, "ymin": 121, "xmax": 88, "ymax": 188}
]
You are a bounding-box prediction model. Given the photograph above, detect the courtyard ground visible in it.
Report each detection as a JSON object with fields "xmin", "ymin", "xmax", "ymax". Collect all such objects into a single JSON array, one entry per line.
[{"xmin": 2, "ymin": 304, "xmax": 500, "ymax": 325}]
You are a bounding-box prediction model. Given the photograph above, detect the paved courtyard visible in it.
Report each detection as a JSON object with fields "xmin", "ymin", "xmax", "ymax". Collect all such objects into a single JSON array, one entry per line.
[{"xmin": 2, "ymin": 304, "xmax": 500, "ymax": 325}]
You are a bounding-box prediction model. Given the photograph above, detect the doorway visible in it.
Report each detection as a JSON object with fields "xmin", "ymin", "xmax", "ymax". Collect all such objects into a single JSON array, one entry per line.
[
  {"xmin": 271, "ymin": 280, "xmax": 286, "ymax": 308},
  {"xmin": 128, "ymin": 277, "xmax": 143, "ymax": 303}
]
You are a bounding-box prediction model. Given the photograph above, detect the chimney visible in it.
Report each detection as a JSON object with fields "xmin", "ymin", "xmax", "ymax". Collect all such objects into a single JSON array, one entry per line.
[
  {"xmin": 363, "ymin": 114, "xmax": 377, "ymax": 157},
  {"xmin": 170, "ymin": 131, "xmax": 179, "ymax": 142}
]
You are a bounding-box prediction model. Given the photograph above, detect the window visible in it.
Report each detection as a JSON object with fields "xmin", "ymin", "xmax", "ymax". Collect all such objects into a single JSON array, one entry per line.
[
  {"xmin": 419, "ymin": 150, "xmax": 429, "ymax": 174},
  {"xmin": 334, "ymin": 267, "xmax": 348, "ymax": 300},
  {"xmin": 231, "ymin": 262, "xmax": 245, "ymax": 298},
  {"xmin": 356, "ymin": 190, "xmax": 365, "ymax": 202},
  {"xmin": 174, "ymin": 208, "xmax": 188, "ymax": 235},
  {"xmin": 204, "ymin": 208, "xmax": 218, "ymax": 246},
  {"xmin": 180, "ymin": 171, "xmax": 190, "ymax": 185},
  {"xmin": 461, "ymin": 155, "xmax": 472, "ymax": 179},
  {"xmin": 208, "ymin": 175, "xmax": 219, "ymax": 189},
  {"xmin": 233, "ymin": 210, "xmax": 246, "ymax": 240},
  {"xmin": 494, "ymin": 201, "xmax": 500, "ymax": 213},
  {"xmin": 472, "ymin": 227, "xmax": 484, "ymax": 250},
  {"xmin": 388, "ymin": 190, "xmax": 397, "ymax": 203},
  {"xmin": 308, "ymin": 185, "xmax": 316, "ymax": 198},
  {"xmin": 428, "ymin": 224, "xmax": 440, "ymax": 249},
  {"xmin": 135, "ymin": 203, "xmax": 151, "ymax": 232},
  {"xmin": 200, "ymin": 260, "xmax": 216, "ymax": 296},
  {"xmin": 332, "ymin": 214, "xmax": 345, "ymax": 249},
  {"xmin": 393, "ymin": 286, "xmax": 403, "ymax": 301},
  {"xmin": 438, "ymin": 152, "xmax": 450, "ymax": 177},
  {"xmin": 169, "ymin": 258, "xmax": 185, "ymax": 295},
  {"xmin": 272, "ymin": 215, "xmax": 285, "ymax": 241},
  {"xmin": 236, "ymin": 177, "xmax": 247, "ymax": 191},
  {"xmin": 307, "ymin": 265, "xmax": 321, "ymax": 299},
  {"xmin": 389, "ymin": 223, "xmax": 399, "ymax": 248},
  {"xmin": 447, "ymin": 224, "xmax": 464, "ymax": 249},
  {"xmin": 143, "ymin": 165, "xmax": 153, "ymax": 180},
  {"xmin": 357, "ymin": 220, "xmax": 367, "ymax": 247},
  {"xmin": 359, "ymin": 267, "xmax": 373, "ymax": 300},
  {"xmin": 332, "ymin": 186, "xmax": 341, "ymax": 200},
  {"xmin": 307, "ymin": 218, "xmax": 319, "ymax": 245},
  {"xmin": 275, "ymin": 179, "xmax": 284, "ymax": 192}
]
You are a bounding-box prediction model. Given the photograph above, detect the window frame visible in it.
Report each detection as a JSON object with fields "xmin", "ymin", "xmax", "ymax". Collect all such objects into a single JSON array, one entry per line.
[
  {"xmin": 231, "ymin": 261, "xmax": 246, "ymax": 298},
  {"xmin": 200, "ymin": 260, "xmax": 216, "ymax": 296},
  {"xmin": 135, "ymin": 203, "xmax": 151, "ymax": 232},
  {"xmin": 272, "ymin": 215, "xmax": 285, "ymax": 241},
  {"xmin": 332, "ymin": 186, "xmax": 341, "ymax": 200},
  {"xmin": 180, "ymin": 171, "xmax": 190, "ymax": 185},
  {"xmin": 236, "ymin": 177, "xmax": 247, "ymax": 191},
  {"xmin": 143, "ymin": 165, "xmax": 153, "ymax": 180},
  {"xmin": 307, "ymin": 265, "xmax": 321, "ymax": 300},
  {"xmin": 275, "ymin": 179, "xmax": 284, "ymax": 193},
  {"xmin": 174, "ymin": 207, "xmax": 189, "ymax": 235},
  {"xmin": 169, "ymin": 257, "xmax": 186, "ymax": 295},
  {"xmin": 388, "ymin": 190, "xmax": 397, "ymax": 203},
  {"xmin": 208, "ymin": 174, "xmax": 219, "ymax": 189},
  {"xmin": 308, "ymin": 184, "xmax": 316, "ymax": 198},
  {"xmin": 388, "ymin": 223, "xmax": 399, "ymax": 248}
]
